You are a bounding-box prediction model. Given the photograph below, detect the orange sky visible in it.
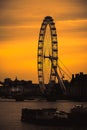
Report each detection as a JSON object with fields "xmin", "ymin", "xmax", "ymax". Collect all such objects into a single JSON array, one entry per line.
[{"xmin": 0, "ymin": 0, "xmax": 87, "ymax": 83}]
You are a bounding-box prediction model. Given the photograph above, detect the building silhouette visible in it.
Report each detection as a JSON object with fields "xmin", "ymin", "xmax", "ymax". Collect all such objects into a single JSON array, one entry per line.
[
  {"xmin": 0, "ymin": 72, "xmax": 87, "ymax": 101},
  {"xmin": 67, "ymin": 72, "xmax": 87, "ymax": 100}
]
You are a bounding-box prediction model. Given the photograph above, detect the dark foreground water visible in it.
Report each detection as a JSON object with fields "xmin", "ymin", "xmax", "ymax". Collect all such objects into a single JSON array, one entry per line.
[{"xmin": 0, "ymin": 99, "xmax": 87, "ymax": 130}]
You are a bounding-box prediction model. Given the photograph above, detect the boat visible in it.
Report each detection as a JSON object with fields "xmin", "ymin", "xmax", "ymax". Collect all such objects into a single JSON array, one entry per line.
[
  {"xmin": 68, "ymin": 104, "xmax": 87, "ymax": 124},
  {"xmin": 21, "ymin": 108, "xmax": 69, "ymax": 126},
  {"xmin": 21, "ymin": 105, "xmax": 87, "ymax": 126}
]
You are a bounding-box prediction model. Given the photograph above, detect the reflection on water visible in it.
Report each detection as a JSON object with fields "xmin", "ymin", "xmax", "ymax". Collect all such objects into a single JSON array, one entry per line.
[{"xmin": 0, "ymin": 100, "xmax": 87, "ymax": 130}]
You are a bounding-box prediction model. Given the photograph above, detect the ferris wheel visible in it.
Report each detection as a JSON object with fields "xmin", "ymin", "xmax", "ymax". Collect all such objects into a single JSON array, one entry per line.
[{"xmin": 37, "ymin": 16, "xmax": 58, "ymax": 91}]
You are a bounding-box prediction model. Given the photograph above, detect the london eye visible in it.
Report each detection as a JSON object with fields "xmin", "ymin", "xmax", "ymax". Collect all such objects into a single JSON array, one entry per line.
[{"xmin": 37, "ymin": 16, "xmax": 58, "ymax": 91}]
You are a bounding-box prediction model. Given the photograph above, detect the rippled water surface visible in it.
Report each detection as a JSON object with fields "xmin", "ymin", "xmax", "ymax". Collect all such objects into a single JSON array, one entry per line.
[{"xmin": 0, "ymin": 99, "xmax": 87, "ymax": 130}]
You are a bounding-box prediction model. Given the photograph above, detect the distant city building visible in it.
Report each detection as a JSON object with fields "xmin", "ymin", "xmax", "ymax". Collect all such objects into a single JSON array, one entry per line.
[
  {"xmin": 68, "ymin": 72, "xmax": 87, "ymax": 100},
  {"xmin": 0, "ymin": 72, "xmax": 87, "ymax": 100}
]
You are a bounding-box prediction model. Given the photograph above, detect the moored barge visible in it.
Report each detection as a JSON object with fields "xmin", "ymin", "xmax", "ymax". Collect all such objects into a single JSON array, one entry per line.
[{"xmin": 21, "ymin": 105, "xmax": 87, "ymax": 126}]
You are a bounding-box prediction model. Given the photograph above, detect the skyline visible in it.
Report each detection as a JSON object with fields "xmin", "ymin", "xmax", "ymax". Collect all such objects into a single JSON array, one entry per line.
[{"xmin": 0, "ymin": 0, "xmax": 87, "ymax": 83}]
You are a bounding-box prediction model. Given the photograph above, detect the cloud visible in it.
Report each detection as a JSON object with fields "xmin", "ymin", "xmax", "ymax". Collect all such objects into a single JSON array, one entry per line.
[
  {"xmin": 0, "ymin": 26, "xmax": 39, "ymax": 41},
  {"xmin": 0, "ymin": 0, "xmax": 87, "ymax": 41},
  {"xmin": 0, "ymin": 0, "xmax": 87, "ymax": 27}
]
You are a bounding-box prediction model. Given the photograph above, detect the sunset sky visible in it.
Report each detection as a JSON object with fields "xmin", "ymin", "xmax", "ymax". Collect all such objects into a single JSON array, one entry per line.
[{"xmin": 0, "ymin": 0, "xmax": 87, "ymax": 83}]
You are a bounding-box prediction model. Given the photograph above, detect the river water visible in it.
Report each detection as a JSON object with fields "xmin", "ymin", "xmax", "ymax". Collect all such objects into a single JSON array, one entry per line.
[{"xmin": 0, "ymin": 99, "xmax": 87, "ymax": 130}]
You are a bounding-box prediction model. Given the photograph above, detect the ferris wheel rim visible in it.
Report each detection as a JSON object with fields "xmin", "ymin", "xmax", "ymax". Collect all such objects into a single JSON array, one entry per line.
[{"xmin": 37, "ymin": 16, "xmax": 58, "ymax": 87}]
